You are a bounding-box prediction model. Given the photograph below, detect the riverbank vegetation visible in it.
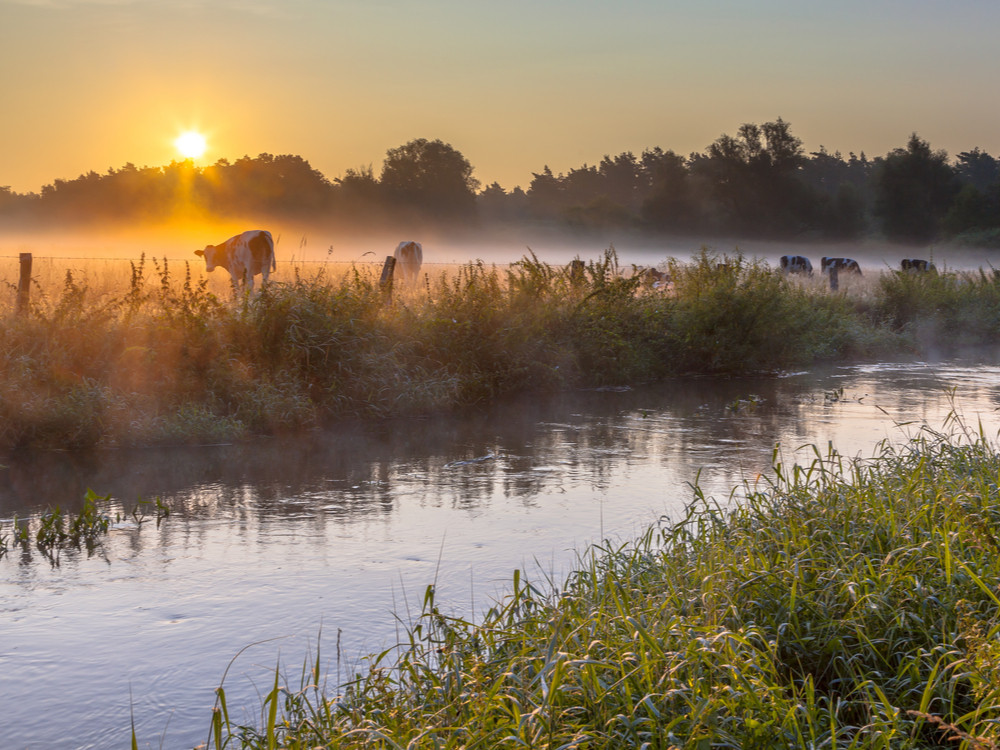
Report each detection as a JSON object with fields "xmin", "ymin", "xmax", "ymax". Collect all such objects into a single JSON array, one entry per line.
[
  {"xmin": 203, "ymin": 422, "xmax": 1000, "ymax": 748},
  {"xmin": 3, "ymin": 248, "xmax": 1000, "ymax": 451}
]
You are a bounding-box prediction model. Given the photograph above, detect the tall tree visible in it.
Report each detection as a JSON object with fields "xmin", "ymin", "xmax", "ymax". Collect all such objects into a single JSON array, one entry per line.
[
  {"xmin": 380, "ymin": 138, "xmax": 479, "ymax": 220},
  {"xmin": 873, "ymin": 134, "xmax": 958, "ymax": 243},
  {"xmin": 694, "ymin": 118, "xmax": 810, "ymax": 235},
  {"xmin": 639, "ymin": 148, "xmax": 694, "ymax": 231},
  {"xmin": 526, "ymin": 166, "xmax": 564, "ymax": 219},
  {"xmin": 954, "ymin": 148, "xmax": 999, "ymax": 192}
]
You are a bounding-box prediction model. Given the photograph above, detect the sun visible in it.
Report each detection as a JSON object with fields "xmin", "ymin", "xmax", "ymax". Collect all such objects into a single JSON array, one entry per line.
[{"xmin": 175, "ymin": 130, "xmax": 207, "ymax": 159}]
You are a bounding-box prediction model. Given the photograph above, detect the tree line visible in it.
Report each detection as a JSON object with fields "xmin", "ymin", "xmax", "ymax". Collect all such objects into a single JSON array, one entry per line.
[{"xmin": 2, "ymin": 122, "xmax": 999, "ymax": 245}]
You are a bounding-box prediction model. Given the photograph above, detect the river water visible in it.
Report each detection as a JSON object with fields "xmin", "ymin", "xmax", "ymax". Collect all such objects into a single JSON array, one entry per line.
[{"xmin": 3, "ymin": 358, "xmax": 1000, "ymax": 749}]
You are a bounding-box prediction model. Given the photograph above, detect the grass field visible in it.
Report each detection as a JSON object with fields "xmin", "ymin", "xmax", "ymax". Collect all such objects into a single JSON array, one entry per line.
[{"xmin": 3, "ymin": 247, "xmax": 1000, "ymax": 451}]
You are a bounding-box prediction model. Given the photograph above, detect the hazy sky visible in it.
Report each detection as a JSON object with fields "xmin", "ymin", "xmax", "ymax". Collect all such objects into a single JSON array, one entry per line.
[{"xmin": 2, "ymin": 0, "xmax": 999, "ymax": 194}]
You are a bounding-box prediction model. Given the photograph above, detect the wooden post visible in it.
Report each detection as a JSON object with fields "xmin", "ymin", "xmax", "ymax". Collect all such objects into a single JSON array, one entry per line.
[
  {"xmin": 828, "ymin": 265, "xmax": 839, "ymax": 291},
  {"xmin": 17, "ymin": 252, "xmax": 31, "ymax": 314},
  {"xmin": 379, "ymin": 255, "xmax": 396, "ymax": 299},
  {"xmin": 569, "ymin": 259, "xmax": 585, "ymax": 287}
]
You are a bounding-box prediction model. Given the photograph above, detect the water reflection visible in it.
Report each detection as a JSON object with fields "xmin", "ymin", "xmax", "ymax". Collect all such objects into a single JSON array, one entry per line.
[{"xmin": 3, "ymin": 360, "xmax": 1000, "ymax": 749}]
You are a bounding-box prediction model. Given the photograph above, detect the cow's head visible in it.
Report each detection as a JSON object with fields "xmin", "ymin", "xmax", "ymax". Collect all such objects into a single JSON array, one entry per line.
[{"xmin": 195, "ymin": 245, "xmax": 218, "ymax": 271}]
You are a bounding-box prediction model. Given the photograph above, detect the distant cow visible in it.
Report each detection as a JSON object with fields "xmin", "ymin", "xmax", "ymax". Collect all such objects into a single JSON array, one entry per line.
[
  {"xmin": 394, "ymin": 241, "xmax": 423, "ymax": 285},
  {"xmin": 779, "ymin": 255, "xmax": 813, "ymax": 275},
  {"xmin": 901, "ymin": 258, "xmax": 936, "ymax": 273},
  {"xmin": 637, "ymin": 266, "xmax": 671, "ymax": 289},
  {"xmin": 821, "ymin": 257, "xmax": 863, "ymax": 276},
  {"xmin": 195, "ymin": 230, "xmax": 275, "ymax": 292}
]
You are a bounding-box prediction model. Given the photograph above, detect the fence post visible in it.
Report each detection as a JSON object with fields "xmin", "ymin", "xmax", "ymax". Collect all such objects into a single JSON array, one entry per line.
[
  {"xmin": 828, "ymin": 265, "xmax": 839, "ymax": 291},
  {"xmin": 379, "ymin": 255, "xmax": 396, "ymax": 300},
  {"xmin": 569, "ymin": 259, "xmax": 585, "ymax": 287},
  {"xmin": 17, "ymin": 252, "xmax": 32, "ymax": 314}
]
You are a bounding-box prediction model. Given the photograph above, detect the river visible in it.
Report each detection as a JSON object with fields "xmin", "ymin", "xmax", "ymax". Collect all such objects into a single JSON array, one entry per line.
[{"xmin": 2, "ymin": 358, "xmax": 1000, "ymax": 749}]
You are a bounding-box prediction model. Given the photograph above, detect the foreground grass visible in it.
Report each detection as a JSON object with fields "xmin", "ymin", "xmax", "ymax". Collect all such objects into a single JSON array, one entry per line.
[
  {"xmin": 3, "ymin": 247, "xmax": 1000, "ymax": 450},
  {"xmin": 206, "ymin": 422, "xmax": 1000, "ymax": 749}
]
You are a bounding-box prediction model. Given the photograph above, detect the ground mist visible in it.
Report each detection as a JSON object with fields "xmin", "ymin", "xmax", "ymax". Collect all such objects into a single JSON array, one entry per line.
[{"xmin": 2, "ymin": 247, "xmax": 999, "ymax": 451}]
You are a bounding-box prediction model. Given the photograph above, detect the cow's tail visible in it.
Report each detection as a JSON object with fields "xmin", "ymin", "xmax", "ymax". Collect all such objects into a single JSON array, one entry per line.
[{"xmin": 268, "ymin": 231, "xmax": 277, "ymax": 271}]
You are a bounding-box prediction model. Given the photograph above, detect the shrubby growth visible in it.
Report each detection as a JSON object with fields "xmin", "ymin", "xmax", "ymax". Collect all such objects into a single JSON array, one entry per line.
[
  {"xmin": 3, "ymin": 249, "xmax": 1000, "ymax": 451},
  {"xmin": 2, "ymin": 122, "xmax": 999, "ymax": 244}
]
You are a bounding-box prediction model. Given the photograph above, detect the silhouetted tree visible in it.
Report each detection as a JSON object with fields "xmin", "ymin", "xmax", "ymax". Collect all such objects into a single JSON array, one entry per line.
[
  {"xmin": 598, "ymin": 152, "xmax": 643, "ymax": 211},
  {"xmin": 943, "ymin": 184, "xmax": 995, "ymax": 235},
  {"xmin": 693, "ymin": 118, "xmax": 811, "ymax": 236},
  {"xmin": 873, "ymin": 134, "xmax": 958, "ymax": 243},
  {"xmin": 954, "ymin": 148, "xmax": 999, "ymax": 192},
  {"xmin": 526, "ymin": 166, "xmax": 564, "ymax": 219},
  {"xmin": 380, "ymin": 138, "xmax": 479, "ymax": 220},
  {"xmin": 799, "ymin": 149, "xmax": 869, "ymax": 238},
  {"xmin": 332, "ymin": 165, "xmax": 384, "ymax": 221},
  {"xmin": 639, "ymin": 148, "xmax": 695, "ymax": 231},
  {"xmin": 477, "ymin": 182, "xmax": 528, "ymax": 222}
]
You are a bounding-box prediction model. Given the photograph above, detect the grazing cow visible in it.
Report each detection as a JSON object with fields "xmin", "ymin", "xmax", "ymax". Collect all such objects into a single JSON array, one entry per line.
[
  {"xmin": 195, "ymin": 230, "xmax": 275, "ymax": 292},
  {"xmin": 821, "ymin": 257, "xmax": 863, "ymax": 276},
  {"xmin": 637, "ymin": 266, "xmax": 671, "ymax": 289},
  {"xmin": 779, "ymin": 255, "xmax": 813, "ymax": 275},
  {"xmin": 901, "ymin": 258, "xmax": 936, "ymax": 273},
  {"xmin": 393, "ymin": 241, "xmax": 423, "ymax": 285}
]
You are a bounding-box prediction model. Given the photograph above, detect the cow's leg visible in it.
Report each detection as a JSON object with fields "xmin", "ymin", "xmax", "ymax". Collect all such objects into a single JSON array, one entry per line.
[{"xmin": 230, "ymin": 270, "xmax": 244, "ymax": 295}]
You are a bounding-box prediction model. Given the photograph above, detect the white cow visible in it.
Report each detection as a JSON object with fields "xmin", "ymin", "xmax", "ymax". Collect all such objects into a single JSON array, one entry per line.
[
  {"xmin": 195, "ymin": 230, "xmax": 276, "ymax": 292},
  {"xmin": 394, "ymin": 241, "xmax": 423, "ymax": 285}
]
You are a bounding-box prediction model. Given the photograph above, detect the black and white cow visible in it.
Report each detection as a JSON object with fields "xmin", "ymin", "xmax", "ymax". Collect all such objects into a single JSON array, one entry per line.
[
  {"xmin": 195, "ymin": 230, "xmax": 275, "ymax": 292},
  {"xmin": 779, "ymin": 255, "xmax": 813, "ymax": 275},
  {"xmin": 821, "ymin": 257, "xmax": 863, "ymax": 276},
  {"xmin": 901, "ymin": 258, "xmax": 936, "ymax": 273},
  {"xmin": 394, "ymin": 241, "xmax": 423, "ymax": 285}
]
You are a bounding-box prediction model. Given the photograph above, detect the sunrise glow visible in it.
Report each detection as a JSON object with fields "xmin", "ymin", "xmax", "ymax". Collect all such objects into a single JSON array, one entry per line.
[{"xmin": 175, "ymin": 131, "xmax": 207, "ymax": 160}]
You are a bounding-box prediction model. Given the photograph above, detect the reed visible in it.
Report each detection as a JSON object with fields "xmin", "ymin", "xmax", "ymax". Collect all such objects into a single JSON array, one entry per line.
[
  {"xmin": 203, "ymin": 422, "xmax": 1000, "ymax": 748},
  {"xmin": 1, "ymin": 248, "xmax": 996, "ymax": 450},
  {"xmin": 1, "ymin": 489, "xmax": 169, "ymax": 564}
]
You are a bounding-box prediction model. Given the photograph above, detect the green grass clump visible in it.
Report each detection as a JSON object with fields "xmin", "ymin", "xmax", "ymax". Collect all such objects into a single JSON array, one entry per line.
[
  {"xmin": 205, "ymin": 423, "xmax": 1000, "ymax": 748},
  {"xmin": 874, "ymin": 267, "xmax": 1000, "ymax": 348}
]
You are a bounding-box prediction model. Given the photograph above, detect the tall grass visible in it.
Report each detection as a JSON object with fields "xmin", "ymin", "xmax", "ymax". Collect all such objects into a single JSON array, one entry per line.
[
  {"xmin": 874, "ymin": 267, "xmax": 1000, "ymax": 348},
  {"xmin": 204, "ymin": 421, "xmax": 1000, "ymax": 748},
  {"xmin": 1, "ymin": 248, "xmax": 995, "ymax": 450}
]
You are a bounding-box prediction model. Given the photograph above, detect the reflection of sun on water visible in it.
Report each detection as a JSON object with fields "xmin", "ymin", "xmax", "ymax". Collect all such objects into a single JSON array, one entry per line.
[{"xmin": 174, "ymin": 131, "xmax": 206, "ymax": 159}]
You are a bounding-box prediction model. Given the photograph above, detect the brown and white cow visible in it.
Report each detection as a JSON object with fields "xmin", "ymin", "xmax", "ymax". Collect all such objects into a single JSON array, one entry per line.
[
  {"xmin": 195, "ymin": 230, "xmax": 276, "ymax": 292},
  {"xmin": 636, "ymin": 266, "xmax": 672, "ymax": 289},
  {"xmin": 394, "ymin": 241, "xmax": 423, "ymax": 285}
]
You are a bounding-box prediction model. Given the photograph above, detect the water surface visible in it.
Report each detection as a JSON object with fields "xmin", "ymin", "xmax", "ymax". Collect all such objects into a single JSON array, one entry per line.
[{"xmin": 3, "ymin": 359, "xmax": 1000, "ymax": 749}]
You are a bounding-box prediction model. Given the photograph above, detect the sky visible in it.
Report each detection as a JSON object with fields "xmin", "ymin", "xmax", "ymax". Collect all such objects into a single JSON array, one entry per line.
[{"xmin": 2, "ymin": 0, "xmax": 1000, "ymax": 195}]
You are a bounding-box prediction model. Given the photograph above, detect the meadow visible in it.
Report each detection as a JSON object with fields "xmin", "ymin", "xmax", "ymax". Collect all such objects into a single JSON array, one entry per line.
[
  {"xmin": 202, "ymin": 420, "xmax": 1000, "ymax": 749},
  {"xmin": 2, "ymin": 247, "xmax": 1000, "ymax": 451}
]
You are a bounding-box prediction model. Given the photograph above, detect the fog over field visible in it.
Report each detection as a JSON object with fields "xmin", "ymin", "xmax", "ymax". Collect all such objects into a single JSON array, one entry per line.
[{"xmin": 3, "ymin": 222, "xmax": 999, "ymax": 279}]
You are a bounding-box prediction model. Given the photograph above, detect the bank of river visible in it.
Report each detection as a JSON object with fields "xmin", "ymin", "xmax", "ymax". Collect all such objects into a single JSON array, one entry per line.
[{"xmin": 3, "ymin": 358, "xmax": 1000, "ymax": 748}]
